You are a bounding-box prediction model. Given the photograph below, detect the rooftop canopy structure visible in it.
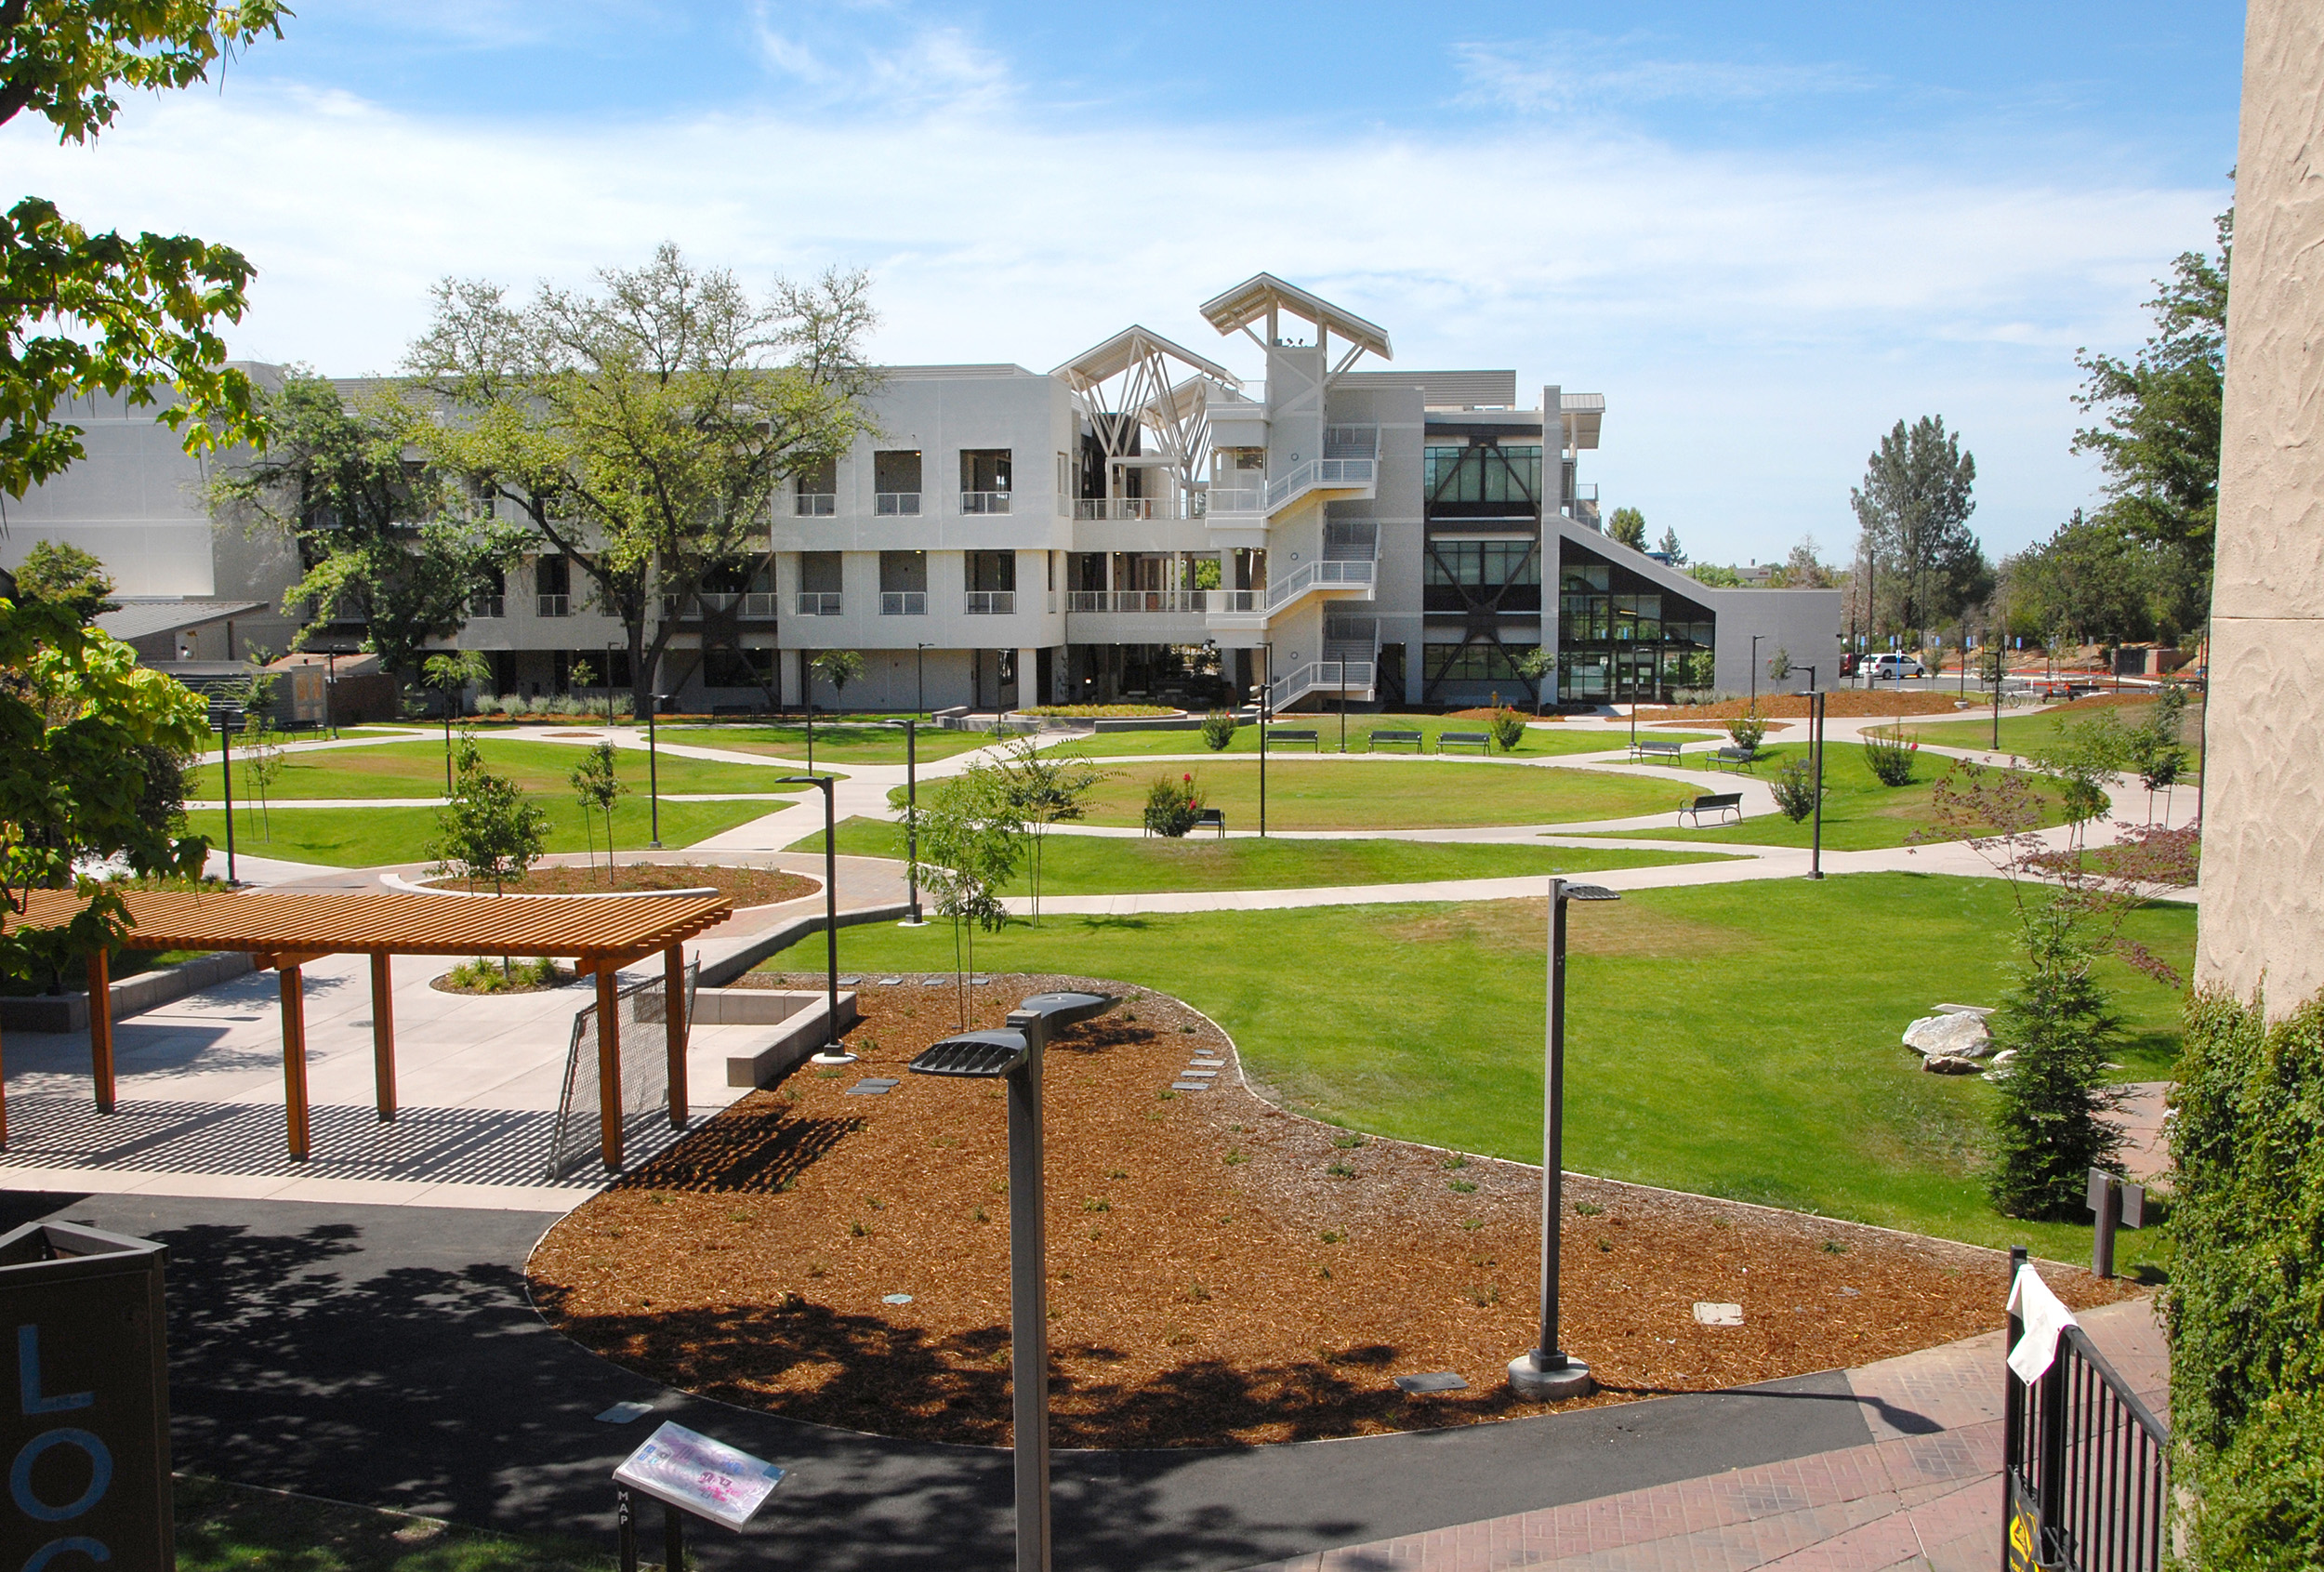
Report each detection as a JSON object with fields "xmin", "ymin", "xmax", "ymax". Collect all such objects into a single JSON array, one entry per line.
[
  {"xmin": 1199, "ymin": 271, "xmax": 1393, "ymax": 369},
  {"xmin": 1053, "ymin": 324, "xmax": 1245, "ymax": 517},
  {"xmin": 0, "ymin": 888, "xmax": 733, "ymax": 1168}
]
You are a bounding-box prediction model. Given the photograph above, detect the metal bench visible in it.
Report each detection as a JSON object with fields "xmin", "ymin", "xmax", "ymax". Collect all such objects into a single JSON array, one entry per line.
[
  {"xmin": 1678, "ymin": 791, "xmax": 1745, "ymax": 826},
  {"xmin": 1708, "ymin": 746, "xmax": 1757, "ymax": 773},
  {"xmin": 1437, "ymin": 731, "xmax": 1492, "ymax": 754},
  {"xmin": 1368, "ymin": 729, "xmax": 1424, "ymax": 752},
  {"xmin": 1194, "ymin": 806, "xmax": 1226, "ymax": 839},
  {"xmin": 1631, "ymin": 738, "xmax": 1684, "ymax": 763},
  {"xmin": 1266, "ymin": 728, "xmax": 1320, "ymax": 750}
]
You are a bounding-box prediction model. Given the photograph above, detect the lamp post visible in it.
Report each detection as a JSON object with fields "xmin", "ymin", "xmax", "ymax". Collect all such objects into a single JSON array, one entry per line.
[
  {"xmin": 778, "ymin": 774, "xmax": 852, "ymax": 1064},
  {"xmin": 646, "ymin": 690, "xmax": 668, "ymax": 850},
  {"xmin": 917, "ymin": 642, "xmax": 933, "ymax": 719},
  {"xmin": 1508, "ymin": 878, "xmax": 1618, "ymax": 1400},
  {"xmin": 1257, "ymin": 641, "xmax": 1273, "ymax": 839},
  {"xmin": 1793, "ymin": 664, "xmax": 1826, "ymax": 880},
  {"xmin": 324, "ymin": 652, "xmax": 337, "ymax": 740},
  {"xmin": 210, "ymin": 703, "xmax": 242, "ymax": 884},
  {"xmin": 1750, "ymin": 634, "xmax": 1763, "ymax": 709},
  {"xmin": 908, "ymin": 990, "xmax": 1119, "ymax": 1572},
  {"xmin": 890, "ymin": 719, "xmax": 925, "ymax": 926}
]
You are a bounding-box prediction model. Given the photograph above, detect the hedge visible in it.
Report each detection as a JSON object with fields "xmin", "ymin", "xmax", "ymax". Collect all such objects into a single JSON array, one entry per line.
[{"xmin": 2166, "ymin": 989, "xmax": 2324, "ymax": 1567}]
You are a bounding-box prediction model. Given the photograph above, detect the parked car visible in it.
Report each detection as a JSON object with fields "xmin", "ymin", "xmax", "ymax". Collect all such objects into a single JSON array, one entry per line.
[{"xmin": 1860, "ymin": 654, "xmax": 1927, "ymax": 682}]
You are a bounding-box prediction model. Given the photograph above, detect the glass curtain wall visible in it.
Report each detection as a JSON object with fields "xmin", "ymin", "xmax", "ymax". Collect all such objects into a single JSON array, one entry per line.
[{"xmin": 1555, "ymin": 540, "xmax": 1716, "ymax": 704}]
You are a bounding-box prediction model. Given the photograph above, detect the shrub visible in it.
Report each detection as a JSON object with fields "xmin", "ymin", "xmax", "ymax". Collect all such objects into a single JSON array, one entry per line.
[
  {"xmin": 1983, "ymin": 903, "xmax": 2125, "ymax": 1219},
  {"xmin": 1143, "ymin": 772, "xmax": 1204, "ymax": 838},
  {"xmin": 1770, "ymin": 756, "xmax": 1819, "ymax": 821},
  {"xmin": 1201, "ymin": 709, "xmax": 1237, "ymax": 751},
  {"xmin": 1861, "ymin": 732, "xmax": 1919, "ymax": 786},
  {"xmin": 442, "ymin": 956, "xmax": 563, "ymax": 993},
  {"xmin": 1725, "ymin": 707, "xmax": 1767, "ymax": 755},
  {"xmin": 2167, "ymin": 989, "xmax": 2324, "ymax": 1566},
  {"xmin": 1490, "ymin": 707, "xmax": 1527, "ymax": 752}
]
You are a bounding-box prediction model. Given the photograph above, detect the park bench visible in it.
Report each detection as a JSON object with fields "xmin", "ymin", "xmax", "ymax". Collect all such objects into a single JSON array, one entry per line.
[
  {"xmin": 1678, "ymin": 791, "xmax": 1745, "ymax": 826},
  {"xmin": 1368, "ymin": 729, "xmax": 1425, "ymax": 751},
  {"xmin": 1195, "ymin": 807, "xmax": 1226, "ymax": 839},
  {"xmin": 1438, "ymin": 731, "xmax": 1492, "ymax": 754},
  {"xmin": 1267, "ymin": 728, "xmax": 1320, "ymax": 750},
  {"xmin": 1709, "ymin": 746, "xmax": 1757, "ymax": 773},
  {"xmin": 1631, "ymin": 738, "xmax": 1684, "ymax": 764}
]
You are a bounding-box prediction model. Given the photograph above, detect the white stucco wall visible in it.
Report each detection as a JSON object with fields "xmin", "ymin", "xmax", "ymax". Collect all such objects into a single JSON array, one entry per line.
[{"xmin": 2196, "ymin": 0, "xmax": 2324, "ymax": 1014}]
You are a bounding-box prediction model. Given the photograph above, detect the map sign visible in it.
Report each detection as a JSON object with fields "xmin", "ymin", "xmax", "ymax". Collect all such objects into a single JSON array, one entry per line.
[{"xmin": 613, "ymin": 1422, "xmax": 785, "ymax": 1530}]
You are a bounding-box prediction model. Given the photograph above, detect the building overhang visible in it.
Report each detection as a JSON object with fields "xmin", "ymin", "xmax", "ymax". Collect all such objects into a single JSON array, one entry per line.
[{"xmin": 1199, "ymin": 273, "xmax": 1393, "ymax": 361}]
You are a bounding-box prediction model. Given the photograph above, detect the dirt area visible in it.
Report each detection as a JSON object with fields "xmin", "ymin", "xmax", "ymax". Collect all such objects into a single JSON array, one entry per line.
[
  {"xmin": 434, "ymin": 864, "xmax": 817, "ymax": 905},
  {"xmin": 531, "ymin": 975, "xmax": 2134, "ymax": 1449},
  {"xmin": 1651, "ymin": 719, "xmax": 1796, "ymax": 733},
  {"xmin": 1639, "ymin": 692, "xmax": 1971, "ymax": 720}
]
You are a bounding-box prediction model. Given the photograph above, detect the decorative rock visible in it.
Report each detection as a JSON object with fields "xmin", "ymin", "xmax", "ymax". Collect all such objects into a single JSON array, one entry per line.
[
  {"xmin": 1921, "ymin": 1054, "xmax": 1984, "ymax": 1076},
  {"xmin": 1903, "ymin": 1012, "xmax": 1994, "ymax": 1059},
  {"xmin": 1693, "ymin": 1302, "xmax": 1744, "ymax": 1327}
]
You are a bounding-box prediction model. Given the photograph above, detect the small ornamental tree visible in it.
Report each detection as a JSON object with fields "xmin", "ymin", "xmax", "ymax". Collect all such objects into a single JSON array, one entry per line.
[
  {"xmin": 429, "ymin": 736, "xmax": 549, "ymax": 897},
  {"xmin": 1770, "ymin": 755, "xmax": 1819, "ymax": 822},
  {"xmin": 1513, "ymin": 645, "xmax": 1553, "ymax": 716},
  {"xmin": 1726, "ymin": 707, "xmax": 1768, "ymax": 757},
  {"xmin": 1201, "ymin": 709, "xmax": 1236, "ymax": 750},
  {"xmin": 907, "ymin": 764, "xmax": 1023, "ymax": 1026},
  {"xmin": 992, "ymin": 733, "xmax": 1106, "ymax": 926},
  {"xmin": 1143, "ymin": 772, "xmax": 1204, "ymax": 837},
  {"xmin": 805, "ymin": 648, "xmax": 865, "ymax": 773},
  {"xmin": 568, "ymin": 742, "xmax": 627, "ymax": 884},
  {"xmin": 1860, "ymin": 731, "xmax": 1919, "ymax": 787},
  {"xmin": 1490, "ymin": 707, "xmax": 1527, "ymax": 753},
  {"xmin": 422, "ymin": 650, "xmax": 491, "ymax": 793}
]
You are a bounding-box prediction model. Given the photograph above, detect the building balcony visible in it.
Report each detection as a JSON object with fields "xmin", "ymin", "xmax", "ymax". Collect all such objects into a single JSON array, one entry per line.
[
  {"xmin": 876, "ymin": 492, "xmax": 922, "ymax": 516},
  {"xmin": 536, "ymin": 594, "xmax": 570, "ymax": 617},
  {"xmin": 965, "ymin": 590, "xmax": 1016, "ymax": 615},
  {"xmin": 880, "ymin": 591, "xmax": 929, "ymax": 616},
  {"xmin": 469, "ymin": 595, "xmax": 505, "ymax": 619},
  {"xmin": 792, "ymin": 493, "xmax": 837, "ymax": 517},
  {"xmin": 960, "ymin": 491, "xmax": 1013, "ymax": 515},
  {"xmin": 796, "ymin": 592, "xmax": 843, "ymax": 616},
  {"xmin": 742, "ymin": 592, "xmax": 779, "ymax": 619},
  {"xmin": 1065, "ymin": 590, "xmax": 1210, "ymax": 614}
]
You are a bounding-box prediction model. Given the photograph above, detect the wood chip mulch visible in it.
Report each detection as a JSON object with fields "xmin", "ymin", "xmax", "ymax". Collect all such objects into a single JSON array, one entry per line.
[
  {"xmin": 528, "ymin": 974, "xmax": 2137, "ymax": 1450},
  {"xmin": 1638, "ymin": 692, "xmax": 1970, "ymax": 720}
]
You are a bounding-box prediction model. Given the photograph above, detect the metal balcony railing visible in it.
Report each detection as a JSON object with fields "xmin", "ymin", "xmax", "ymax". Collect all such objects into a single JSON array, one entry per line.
[
  {"xmin": 1262, "ymin": 558, "xmax": 1376, "ymax": 614},
  {"xmin": 1200, "ymin": 488, "xmax": 1263, "ymax": 516},
  {"xmin": 1264, "ymin": 456, "xmax": 1376, "ymax": 512},
  {"xmin": 876, "ymin": 492, "xmax": 922, "ymax": 516},
  {"xmin": 1073, "ymin": 496, "xmax": 1175, "ymax": 521},
  {"xmin": 696, "ymin": 592, "xmax": 741, "ymax": 613},
  {"xmin": 469, "ymin": 595, "xmax": 505, "ymax": 619},
  {"xmin": 1324, "ymin": 425, "xmax": 1380, "ymax": 459},
  {"xmin": 536, "ymin": 594, "xmax": 570, "ymax": 617},
  {"xmin": 879, "ymin": 591, "xmax": 928, "ymax": 616},
  {"xmin": 1208, "ymin": 589, "xmax": 1260, "ymax": 614},
  {"xmin": 795, "ymin": 592, "xmax": 842, "ymax": 616},
  {"xmin": 794, "ymin": 492, "xmax": 837, "ymax": 517},
  {"xmin": 965, "ymin": 590, "xmax": 1015, "ymax": 615},
  {"xmin": 741, "ymin": 592, "xmax": 778, "ymax": 619},
  {"xmin": 1065, "ymin": 590, "xmax": 1209, "ymax": 614},
  {"xmin": 960, "ymin": 491, "xmax": 1013, "ymax": 515}
]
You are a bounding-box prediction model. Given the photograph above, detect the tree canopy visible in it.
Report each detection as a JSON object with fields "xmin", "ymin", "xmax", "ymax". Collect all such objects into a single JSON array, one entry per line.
[
  {"xmin": 12, "ymin": 537, "xmax": 114, "ymax": 620},
  {"xmin": 1850, "ymin": 415, "xmax": 1988, "ymax": 638},
  {"xmin": 1606, "ymin": 506, "xmax": 1646, "ymax": 549},
  {"xmin": 2, "ymin": 1, "xmax": 283, "ymax": 497},
  {"xmin": 403, "ymin": 248, "xmax": 878, "ymax": 717}
]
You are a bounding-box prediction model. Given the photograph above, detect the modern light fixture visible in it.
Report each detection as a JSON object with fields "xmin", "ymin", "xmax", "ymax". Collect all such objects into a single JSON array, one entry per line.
[{"xmin": 779, "ymin": 774, "xmax": 852, "ymax": 1064}]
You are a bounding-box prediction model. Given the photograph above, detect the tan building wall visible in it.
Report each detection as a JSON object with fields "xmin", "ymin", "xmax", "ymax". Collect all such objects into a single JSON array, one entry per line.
[{"xmin": 2197, "ymin": 0, "xmax": 2324, "ymax": 1013}]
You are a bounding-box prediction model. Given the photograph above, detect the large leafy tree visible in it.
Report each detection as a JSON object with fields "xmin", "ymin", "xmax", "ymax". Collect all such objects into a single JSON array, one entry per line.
[
  {"xmin": 1850, "ymin": 415, "xmax": 1988, "ymax": 639},
  {"xmin": 2, "ymin": 1, "xmax": 282, "ymax": 500},
  {"xmin": 2070, "ymin": 210, "xmax": 2228, "ymax": 632},
  {"xmin": 403, "ymin": 248, "xmax": 877, "ymax": 719},
  {"xmin": 209, "ymin": 374, "xmax": 524, "ymax": 676},
  {"xmin": 2000, "ymin": 509, "xmax": 2168, "ymax": 647}
]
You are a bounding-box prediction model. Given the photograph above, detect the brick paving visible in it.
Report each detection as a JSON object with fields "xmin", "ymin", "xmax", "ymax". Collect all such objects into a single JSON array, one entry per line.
[{"xmin": 1238, "ymin": 1294, "xmax": 2166, "ymax": 1572}]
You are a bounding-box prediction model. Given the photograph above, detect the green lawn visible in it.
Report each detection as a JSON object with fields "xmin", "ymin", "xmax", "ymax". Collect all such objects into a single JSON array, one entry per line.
[
  {"xmin": 1039, "ymin": 713, "xmax": 1707, "ymax": 760},
  {"xmin": 1063, "ymin": 758, "xmax": 1679, "ymax": 830},
  {"xmin": 1889, "ymin": 705, "xmax": 2205, "ymax": 776},
  {"xmin": 190, "ymin": 794, "xmax": 779, "ymax": 868},
  {"xmin": 761, "ymin": 871, "xmax": 2193, "ymax": 1268},
  {"xmin": 786, "ymin": 816, "xmax": 1736, "ymax": 895},
  {"xmin": 188, "ymin": 737, "xmax": 809, "ymax": 802},
  {"xmin": 178, "ymin": 1474, "xmax": 608, "ymax": 1571},
  {"xmin": 1582, "ymin": 741, "xmax": 2072, "ymax": 851},
  {"xmin": 661, "ymin": 721, "xmax": 997, "ymax": 765}
]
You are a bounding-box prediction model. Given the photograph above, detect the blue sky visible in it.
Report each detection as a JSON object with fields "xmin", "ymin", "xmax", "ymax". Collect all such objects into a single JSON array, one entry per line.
[{"xmin": 7, "ymin": 1, "xmax": 2245, "ymax": 564}]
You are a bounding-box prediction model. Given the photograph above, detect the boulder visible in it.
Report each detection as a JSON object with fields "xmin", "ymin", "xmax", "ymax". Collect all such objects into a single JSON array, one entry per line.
[
  {"xmin": 1923, "ymin": 1054, "xmax": 1984, "ymax": 1076},
  {"xmin": 1903, "ymin": 1012, "xmax": 1994, "ymax": 1059}
]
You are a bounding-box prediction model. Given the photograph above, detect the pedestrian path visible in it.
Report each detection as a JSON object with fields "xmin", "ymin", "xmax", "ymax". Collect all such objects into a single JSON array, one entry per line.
[{"xmin": 1235, "ymin": 1295, "xmax": 2165, "ymax": 1572}]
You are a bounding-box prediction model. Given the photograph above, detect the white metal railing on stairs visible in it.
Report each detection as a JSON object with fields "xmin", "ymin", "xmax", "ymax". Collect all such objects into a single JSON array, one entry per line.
[
  {"xmin": 1261, "ymin": 558, "xmax": 1376, "ymax": 614},
  {"xmin": 1264, "ymin": 457, "xmax": 1376, "ymax": 513},
  {"xmin": 1269, "ymin": 659, "xmax": 1376, "ymax": 709}
]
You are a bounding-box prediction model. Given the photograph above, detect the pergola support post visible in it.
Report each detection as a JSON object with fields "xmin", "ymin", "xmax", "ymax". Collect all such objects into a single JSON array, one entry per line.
[
  {"xmin": 370, "ymin": 952, "xmax": 397, "ymax": 1121},
  {"xmin": 88, "ymin": 945, "xmax": 115, "ymax": 1115},
  {"xmin": 281, "ymin": 965, "xmax": 310, "ymax": 1160},
  {"xmin": 597, "ymin": 965, "xmax": 624, "ymax": 1171},
  {"xmin": 664, "ymin": 945, "xmax": 688, "ymax": 1130}
]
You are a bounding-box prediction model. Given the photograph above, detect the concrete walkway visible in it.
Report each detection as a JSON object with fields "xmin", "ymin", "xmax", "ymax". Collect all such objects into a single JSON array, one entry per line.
[{"xmin": 1236, "ymin": 1296, "xmax": 2166, "ymax": 1572}]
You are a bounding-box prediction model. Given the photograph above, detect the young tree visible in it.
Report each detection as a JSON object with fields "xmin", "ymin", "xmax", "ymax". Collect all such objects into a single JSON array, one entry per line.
[
  {"xmin": 805, "ymin": 648, "xmax": 865, "ymax": 773},
  {"xmin": 209, "ymin": 375, "xmax": 525, "ymax": 676},
  {"xmin": 0, "ymin": 2, "xmax": 281, "ymax": 502},
  {"xmin": 402, "ymin": 253, "xmax": 878, "ymax": 721},
  {"xmin": 13, "ymin": 541, "xmax": 116, "ymax": 621},
  {"xmin": 1513, "ymin": 645, "xmax": 1553, "ymax": 716},
  {"xmin": 1606, "ymin": 506, "xmax": 1647, "ymax": 549},
  {"xmin": 991, "ymin": 733, "xmax": 1106, "ymax": 926},
  {"xmin": 569, "ymin": 741, "xmax": 628, "ymax": 884},
  {"xmin": 422, "ymin": 651, "xmax": 491, "ymax": 794},
  {"xmin": 1984, "ymin": 903, "xmax": 2129, "ymax": 1219},
  {"xmin": 429, "ymin": 736, "xmax": 549, "ymax": 898},
  {"xmin": 905, "ymin": 764, "xmax": 1023, "ymax": 1026},
  {"xmin": 1850, "ymin": 416, "xmax": 1987, "ymax": 641}
]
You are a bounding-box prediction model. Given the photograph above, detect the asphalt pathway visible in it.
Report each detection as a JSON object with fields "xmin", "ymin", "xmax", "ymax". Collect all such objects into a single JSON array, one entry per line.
[{"xmin": 6, "ymin": 1189, "xmax": 1881, "ymax": 1572}]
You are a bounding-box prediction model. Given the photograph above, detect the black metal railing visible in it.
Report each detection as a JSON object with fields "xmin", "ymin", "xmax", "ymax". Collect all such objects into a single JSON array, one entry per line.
[{"xmin": 2002, "ymin": 1246, "xmax": 2170, "ymax": 1571}]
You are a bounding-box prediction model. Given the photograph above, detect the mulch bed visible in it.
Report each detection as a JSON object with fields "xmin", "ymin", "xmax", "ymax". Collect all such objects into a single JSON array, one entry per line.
[
  {"xmin": 436, "ymin": 864, "xmax": 817, "ymax": 905},
  {"xmin": 529, "ymin": 974, "xmax": 2136, "ymax": 1449}
]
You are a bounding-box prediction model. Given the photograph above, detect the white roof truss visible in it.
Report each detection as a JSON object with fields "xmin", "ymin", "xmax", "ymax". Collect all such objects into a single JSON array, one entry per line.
[
  {"xmin": 1053, "ymin": 325, "xmax": 1240, "ymax": 502},
  {"xmin": 1198, "ymin": 273, "xmax": 1393, "ymax": 370}
]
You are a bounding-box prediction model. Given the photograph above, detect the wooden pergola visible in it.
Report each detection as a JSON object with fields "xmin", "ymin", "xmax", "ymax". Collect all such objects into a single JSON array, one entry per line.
[{"xmin": 1, "ymin": 889, "xmax": 733, "ymax": 1169}]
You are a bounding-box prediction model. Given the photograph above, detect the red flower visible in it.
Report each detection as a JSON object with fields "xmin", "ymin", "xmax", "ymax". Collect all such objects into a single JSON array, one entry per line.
[{"xmin": 1182, "ymin": 773, "xmax": 1192, "ymax": 782}]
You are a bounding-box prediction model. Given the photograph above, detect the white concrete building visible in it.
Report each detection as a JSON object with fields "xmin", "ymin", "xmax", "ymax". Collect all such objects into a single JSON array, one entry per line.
[{"xmin": 2, "ymin": 274, "xmax": 1840, "ymax": 712}]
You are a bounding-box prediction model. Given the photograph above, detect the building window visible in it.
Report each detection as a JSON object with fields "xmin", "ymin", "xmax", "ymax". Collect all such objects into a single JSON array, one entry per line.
[
  {"xmin": 1422, "ymin": 641, "xmax": 1540, "ymax": 683},
  {"xmin": 705, "ymin": 647, "xmax": 775, "ymax": 687},
  {"xmin": 1423, "ymin": 444, "xmax": 1543, "ymax": 508},
  {"xmin": 874, "ymin": 450, "xmax": 922, "ymax": 514},
  {"xmin": 795, "ymin": 457, "xmax": 838, "ymax": 515}
]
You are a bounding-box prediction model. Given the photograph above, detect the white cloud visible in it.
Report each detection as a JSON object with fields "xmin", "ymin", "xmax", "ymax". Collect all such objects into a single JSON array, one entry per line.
[
  {"xmin": 1452, "ymin": 33, "xmax": 1882, "ymax": 115},
  {"xmin": 0, "ymin": 75, "xmax": 2213, "ymax": 561},
  {"xmin": 750, "ymin": 3, "xmax": 1013, "ymax": 113}
]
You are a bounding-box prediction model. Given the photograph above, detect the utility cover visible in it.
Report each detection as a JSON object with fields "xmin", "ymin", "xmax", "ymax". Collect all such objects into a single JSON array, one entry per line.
[{"xmin": 1393, "ymin": 1372, "xmax": 1469, "ymax": 1394}]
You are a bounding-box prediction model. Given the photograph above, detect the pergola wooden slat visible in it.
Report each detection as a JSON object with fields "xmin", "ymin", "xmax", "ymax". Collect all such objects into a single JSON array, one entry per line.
[{"xmin": 1, "ymin": 888, "xmax": 733, "ymax": 1169}]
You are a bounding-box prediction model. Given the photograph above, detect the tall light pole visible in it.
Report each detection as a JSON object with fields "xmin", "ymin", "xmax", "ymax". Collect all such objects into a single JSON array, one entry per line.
[
  {"xmin": 779, "ymin": 774, "xmax": 852, "ymax": 1065},
  {"xmin": 1508, "ymin": 878, "xmax": 1618, "ymax": 1401},
  {"xmin": 891, "ymin": 718, "xmax": 925, "ymax": 926},
  {"xmin": 1793, "ymin": 664, "xmax": 1825, "ymax": 880},
  {"xmin": 909, "ymin": 991, "xmax": 1119, "ymax": 1572},
  {"xmin": 211, "ymin": 703, "xmax": 241, "ymax": 884},
  {"xmin": 1750, "ymin": 634, "xmax": 1763, "ymax": 709},
  {"xmin": 646, "ymin": 689, "xmax": 667, "ymax": 850},
  {"xmin": 917, "ymin": 642, "xmax": 933, "ymax": 718},
  {"xmin": 1258, "ymin": 641, "xmax": 1273, "ymax": 838}
]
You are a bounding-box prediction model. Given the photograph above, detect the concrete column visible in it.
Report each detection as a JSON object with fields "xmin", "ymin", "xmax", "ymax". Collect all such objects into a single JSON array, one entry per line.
[
  {"xmin": 1018, "ymin": 648, "xmax": 1040, "ymax": 707},
  {"xmin": 370, "ymin": 952, "xmax": 396, "ymax": 1121},
  {"xmin": 88, "ymin": 946, "xmax": 113, "ymax": 1115},
  {"xmin": 2197, "ymin": 0, "xmax": 2324, "ymax": 1014}
]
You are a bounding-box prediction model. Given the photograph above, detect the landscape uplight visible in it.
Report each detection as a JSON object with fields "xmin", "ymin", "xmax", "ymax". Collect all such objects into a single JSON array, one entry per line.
[
  {"xmin": 1508, "ymin": 878, "xmax": 1618, "ymax": 1402},
  {"xmin": 908, "ymin": 990, "xmax": 1117, "ymax": 1572}
]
